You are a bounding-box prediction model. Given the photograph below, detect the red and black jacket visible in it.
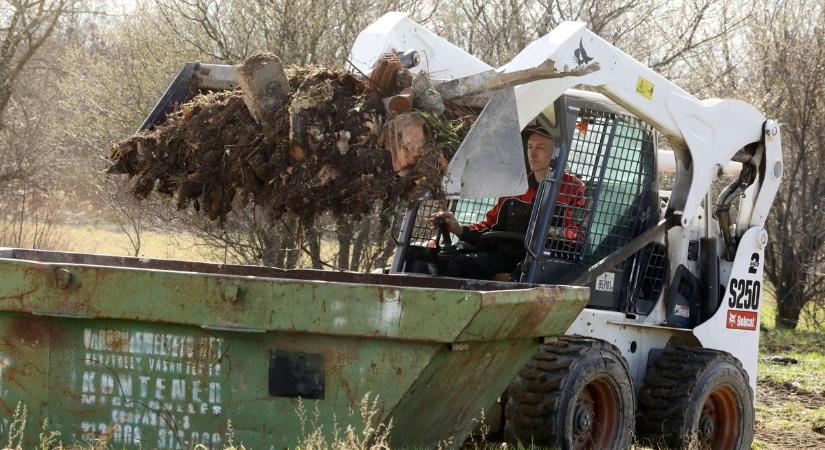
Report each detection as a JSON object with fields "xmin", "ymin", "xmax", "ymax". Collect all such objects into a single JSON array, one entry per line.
[{"xmin": 461, "ymin": 172, "xmax": 586, "ymax": 245}]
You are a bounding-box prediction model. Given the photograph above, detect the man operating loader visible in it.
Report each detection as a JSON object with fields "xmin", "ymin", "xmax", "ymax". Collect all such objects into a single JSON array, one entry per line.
[{"xmin": 428, "ymin": 126, "xmax": 586, "ymax": 280}]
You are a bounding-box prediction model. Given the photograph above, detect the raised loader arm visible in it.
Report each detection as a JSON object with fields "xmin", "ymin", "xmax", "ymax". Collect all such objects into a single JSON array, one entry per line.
[
  {"xmin": 496, "ymin": 22, "xmax": 782, "ymax": 230},
  {"xmin": 352, "ymin": 14, "xmax": 782, "ymax": 232}
]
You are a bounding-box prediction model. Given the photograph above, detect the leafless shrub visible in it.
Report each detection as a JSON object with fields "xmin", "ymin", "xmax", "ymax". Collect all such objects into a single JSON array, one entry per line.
[
  {"xmin": 0, "ymin": 188, "xmax": 68, "ymax": 250},
  {"xmin": 0, "ymin": 0, "xmax": 74, "ymax": 122}
]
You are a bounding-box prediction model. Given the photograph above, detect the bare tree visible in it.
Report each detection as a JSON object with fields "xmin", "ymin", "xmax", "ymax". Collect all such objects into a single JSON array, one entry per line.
[
  {"xmin": 0, "ymin": 0, "xmax": 72, "ymax": 122},
  {"xmin": 751, "ymin": 0, "xmax": 825, "ymax": 329},
  {"xmin": 149, "ymin": 0, "xmax": 434, "ymax": 65}
]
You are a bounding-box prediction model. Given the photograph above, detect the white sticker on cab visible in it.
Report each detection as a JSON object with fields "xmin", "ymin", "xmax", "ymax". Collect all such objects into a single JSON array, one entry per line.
[{"xmin": 595, "ymin": 272, "xmax": 615, "ymax": 292}]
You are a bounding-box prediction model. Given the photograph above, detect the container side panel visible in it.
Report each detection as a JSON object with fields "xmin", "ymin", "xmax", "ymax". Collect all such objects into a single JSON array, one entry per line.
[
  {"xmin": 387, "ymin": 339, "xmax": 540, "ymax": 446},
  {"xmin": 47, "ymin": 319, "xmax": 234, "ymax": 449},
  {"xmin": 0, "ymin": 313, "xmax": 50, "ymax": 445},
  {"xmin": 6, "ymin": 318, "xmax": 440, "ymax": 449},
  {"xmin": 456, "ymin": 287, "xmax": 589, "ymax": 341},
  {"xmin": 0, "ymin": 260, "xmax": 482, "ymax": 342}
]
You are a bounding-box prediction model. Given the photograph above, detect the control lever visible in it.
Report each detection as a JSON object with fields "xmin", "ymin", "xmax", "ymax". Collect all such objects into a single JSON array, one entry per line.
[{"xmin": 433, "ymin": 217, "xmax": 457, "ymax": 255}]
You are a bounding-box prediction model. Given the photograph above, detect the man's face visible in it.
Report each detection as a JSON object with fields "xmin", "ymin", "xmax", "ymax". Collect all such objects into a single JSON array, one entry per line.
[{"xmin": 526, "ymin": 133, "xmax": 555, "ymax": 173}]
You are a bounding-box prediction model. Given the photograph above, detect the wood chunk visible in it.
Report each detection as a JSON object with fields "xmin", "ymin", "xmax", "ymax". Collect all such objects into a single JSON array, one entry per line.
[
  {"xmin": 383, "ymin": 88, "xmax": 415, "ymax": 116},
  {"xmin": 234, "ymin": 53, "xmax": 291, "ymax": 126},
  {"xmin": 368, "ymin": 52, "xmax": 403, "ymax": 94},
  {"xmin": 384, "ymin": 113, "xmax": 427, "ymax": 172}
]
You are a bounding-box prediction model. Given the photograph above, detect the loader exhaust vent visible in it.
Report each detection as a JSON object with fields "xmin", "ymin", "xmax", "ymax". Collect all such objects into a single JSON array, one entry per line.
[{"xmin": 545, "ymin": 109, "xmax": 655, "ymax": 265}]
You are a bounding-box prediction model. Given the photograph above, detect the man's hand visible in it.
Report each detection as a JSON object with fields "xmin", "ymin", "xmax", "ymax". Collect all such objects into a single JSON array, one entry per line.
[{"xmin": 427, "ymin": 211, "xmax": 461, "ymax": 235}]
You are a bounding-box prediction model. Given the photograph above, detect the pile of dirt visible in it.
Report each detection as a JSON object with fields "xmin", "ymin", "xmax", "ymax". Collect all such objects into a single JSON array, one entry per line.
[
  {"xmin": 108, "ymin": 64, "xmax": 472, "ymax": 224},
  {"xmin": 757, "ymin": 376, "xmax": 825, "ymax": 408}
]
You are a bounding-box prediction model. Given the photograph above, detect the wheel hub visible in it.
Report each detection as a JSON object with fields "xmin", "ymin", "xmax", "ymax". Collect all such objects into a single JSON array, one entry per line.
[
  {"xmin": 575, "ymin": 405, "xmax": 594, "ymax": 433},
  {"xmin": 572, "ymin": 378, "xmax": 620, "ymax": 450},
  {"xmin": 699, "ymin": 414, "xmax": 715, "ymax": 444},
  {"xmin": 698, "ymin": 385, "xmax": 740, "ymax": 450}
]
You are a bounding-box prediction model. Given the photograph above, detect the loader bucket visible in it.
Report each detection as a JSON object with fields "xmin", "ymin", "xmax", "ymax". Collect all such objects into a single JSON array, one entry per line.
[
  {"xmin": 140, "ymin": 62, "xmax": 237, "ymax": 132},
  {"xmin": 0, "ymin": 249, "xmax": 587, "ymax": 449}
]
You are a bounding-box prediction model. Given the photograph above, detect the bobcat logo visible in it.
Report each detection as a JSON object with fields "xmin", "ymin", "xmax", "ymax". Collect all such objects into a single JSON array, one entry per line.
[{"xmin": 573, "ymin": 38, "xmax": 593, "ymax": 66}]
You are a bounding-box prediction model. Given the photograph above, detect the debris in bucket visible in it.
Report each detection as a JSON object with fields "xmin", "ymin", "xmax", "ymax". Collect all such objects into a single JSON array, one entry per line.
[{"xmin": 107, "ymin": 52, "xmax": 476, "ymax": 223}]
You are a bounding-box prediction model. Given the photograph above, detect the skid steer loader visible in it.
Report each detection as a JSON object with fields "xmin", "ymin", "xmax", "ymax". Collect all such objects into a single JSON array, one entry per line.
[
  {"xmin": 130, "ymin": 12, "xmax": 781, "ymax": 450},
  {"xmin": 350, "ymin": 12, "xmax": 782, "ymax": 450}
]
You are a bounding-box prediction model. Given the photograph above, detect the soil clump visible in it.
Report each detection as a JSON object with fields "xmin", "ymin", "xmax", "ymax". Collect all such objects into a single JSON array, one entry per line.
[{"xmin": 108, "ymin": 65, "xmax": 471, "ymax": 224}]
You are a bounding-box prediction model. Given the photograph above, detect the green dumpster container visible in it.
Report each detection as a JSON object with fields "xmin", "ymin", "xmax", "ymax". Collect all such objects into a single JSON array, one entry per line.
[{"xmin": 0, "ymin": 249, "xmax": 588, "ymax": 449}]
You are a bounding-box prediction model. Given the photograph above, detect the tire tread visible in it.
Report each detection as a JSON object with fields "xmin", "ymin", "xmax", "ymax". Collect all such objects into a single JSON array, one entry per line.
[
  {"xmin": 636, "ymin": 346, "xmax": 754, "ymax": 449},
  {"xmin": 505, "ymin": 337, "xmax": 633, "ymax": 448}
]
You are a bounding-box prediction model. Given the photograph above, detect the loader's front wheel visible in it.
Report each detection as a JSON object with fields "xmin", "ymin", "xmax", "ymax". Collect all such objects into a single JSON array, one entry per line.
[
  {"xmin": 504, "ymin": 337, "xmax": 634, "ymax": 450},
  {"xmin": 637, "ymin": 347, "xmax": 754, "ymax": 449}
]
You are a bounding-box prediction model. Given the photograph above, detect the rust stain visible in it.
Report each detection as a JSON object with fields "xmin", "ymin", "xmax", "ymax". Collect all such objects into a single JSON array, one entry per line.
[
  {"xmin": 0, "ymin": 398, "xmax": 14, "ymax": 415},
  {"xmin": 103, "ymin": 330, "xmax": 131, "ymax": 353},
  {"xmin": 8, "ymin": 316, "xmax": 49, "ymax": 346},
  {"xmin": 506, "ymin": 293, "xmax": 553, "ymax": 339},
  {"xmin": 0, "ymin": 286, "xmax": 38, "ymax": 302},
  {"xmin": 336, "ymin": 370, "xmax": 358, "ymax": 406},
  {"xmin": 47, "ymin": 319, "xmax": 64, "ymax": 345}
]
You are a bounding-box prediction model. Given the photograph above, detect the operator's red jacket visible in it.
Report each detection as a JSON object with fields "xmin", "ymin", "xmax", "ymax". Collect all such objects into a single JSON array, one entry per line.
[{"xmin": 460, "ymin": 172, "xmax": 586, "ymax": 244}]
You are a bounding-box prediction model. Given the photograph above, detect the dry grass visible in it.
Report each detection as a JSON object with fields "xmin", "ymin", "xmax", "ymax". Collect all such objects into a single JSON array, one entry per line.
[
  {"xmin": 4, "ymin": 221, "xmax": 353, "ymax": 269},
  {"xmin": 295, "ymin": 394, "xmax": 396, "ymax": 450},
  {"xmin": 3, "ymin": 222, "xmax": 216, "ymax": 262}
]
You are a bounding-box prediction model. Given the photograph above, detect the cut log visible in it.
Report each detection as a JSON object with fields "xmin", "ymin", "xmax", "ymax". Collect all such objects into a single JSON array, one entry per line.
[
  {"xmin": 384, "ymin": 113, "xmax": 427, "ymax": 172},
  {"xmin": 368, "ymin": 52, "xmax": 403, "ymax": 95},
  {"xmin": 383, "ymin": 88, "xmax": 415, "ymax": 116},
  {"xmin": 234, "ymin": 53, "xmax": 291, "ymax": 127}
]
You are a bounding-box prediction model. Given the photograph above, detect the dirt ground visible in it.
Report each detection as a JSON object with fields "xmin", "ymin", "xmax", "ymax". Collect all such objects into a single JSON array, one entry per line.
[{"xmin": 755, "ymin": 374, "xmax": 825, "ymax": 449}]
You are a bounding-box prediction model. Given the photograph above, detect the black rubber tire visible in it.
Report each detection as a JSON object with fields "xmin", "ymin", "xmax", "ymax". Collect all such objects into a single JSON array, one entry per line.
[
  {"xmin": 637, "ymin": 347, "xmax": 755, "ymax": 449},
  {"xmin": 504, "ymin": 337, "xmax": 635, "ymax": 450}
]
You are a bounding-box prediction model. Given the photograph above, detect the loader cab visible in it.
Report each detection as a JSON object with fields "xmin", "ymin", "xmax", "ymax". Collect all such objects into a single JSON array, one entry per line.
[{"xmin": 391, "ymin": 90, "xmax": 668, "ymax": 314}]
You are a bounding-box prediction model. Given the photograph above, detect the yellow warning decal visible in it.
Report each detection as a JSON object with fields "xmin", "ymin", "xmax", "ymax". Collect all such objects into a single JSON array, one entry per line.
[{"xmin": 636, "ymin": 76, "xmax": 655, "ymax": 100}]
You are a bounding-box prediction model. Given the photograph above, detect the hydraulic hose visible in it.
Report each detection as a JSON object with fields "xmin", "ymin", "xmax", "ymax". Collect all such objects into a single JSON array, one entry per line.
[{"xmin": 714, "ymin": 158, "xmax": 757, "ymax": 260}]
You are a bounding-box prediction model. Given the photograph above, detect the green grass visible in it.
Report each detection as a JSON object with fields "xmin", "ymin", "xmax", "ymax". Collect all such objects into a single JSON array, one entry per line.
[
  {"xmin": 757, "ymin": 401, "xmax": 825, "ymax": 431},
  {"xmin": 759, "ymin": 345, "xmax": 825, "ymax": 392},
  {"xmin": 753, "ymin": 288, "xmax": 825, "ymax": 448}
]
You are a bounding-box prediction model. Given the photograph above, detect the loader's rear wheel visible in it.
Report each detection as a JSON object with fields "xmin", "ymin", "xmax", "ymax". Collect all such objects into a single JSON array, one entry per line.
[
  {"xmin": 637, "ymin": 347, "xmax": 754, "ymax": 450},
  {"xmin": 504, "ymin": 337, "xmax": 634, "ymax": 450}
]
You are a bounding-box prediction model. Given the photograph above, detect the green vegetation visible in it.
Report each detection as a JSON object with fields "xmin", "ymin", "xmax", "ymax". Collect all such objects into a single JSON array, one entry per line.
[{"xmin": 753, "ymin": 290, "xmax": 825, "ymax": 449}]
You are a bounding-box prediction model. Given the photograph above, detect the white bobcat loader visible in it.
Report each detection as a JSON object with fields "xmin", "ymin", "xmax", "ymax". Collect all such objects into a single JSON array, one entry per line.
[{"xmin": 349, "ymin": 12, "xmax": 782, "ymax": 450}]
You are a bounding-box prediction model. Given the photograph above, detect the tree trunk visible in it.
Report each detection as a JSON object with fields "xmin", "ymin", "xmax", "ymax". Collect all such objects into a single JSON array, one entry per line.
[
  {"xmin": 775, "ymin": 287, "xmax": 805, "ymax": 329},
  {"xmin": 350, "ymin": 218, "xmax": 372, "ymax": 272},
  {"xmin": 373, "ymin": 218, "xmax": 402, "ymax": 271},
  {"xmin": 336, "ymin": 220, "xmax": 354, "ymax": 270},
  {"xmin": 284, "ymin": 216, "xmax": 301, "ymax": 269},
  {"xmin": 259, "ymin": 224, "xmax": 284, "ymax": 267},
  {"xmin": 305, "ymin": 224, "xmax": 323, "ymax": 269},
  {"xmin": 0, "ymin": 83, "xmax": 12, "ymax": 122}
]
